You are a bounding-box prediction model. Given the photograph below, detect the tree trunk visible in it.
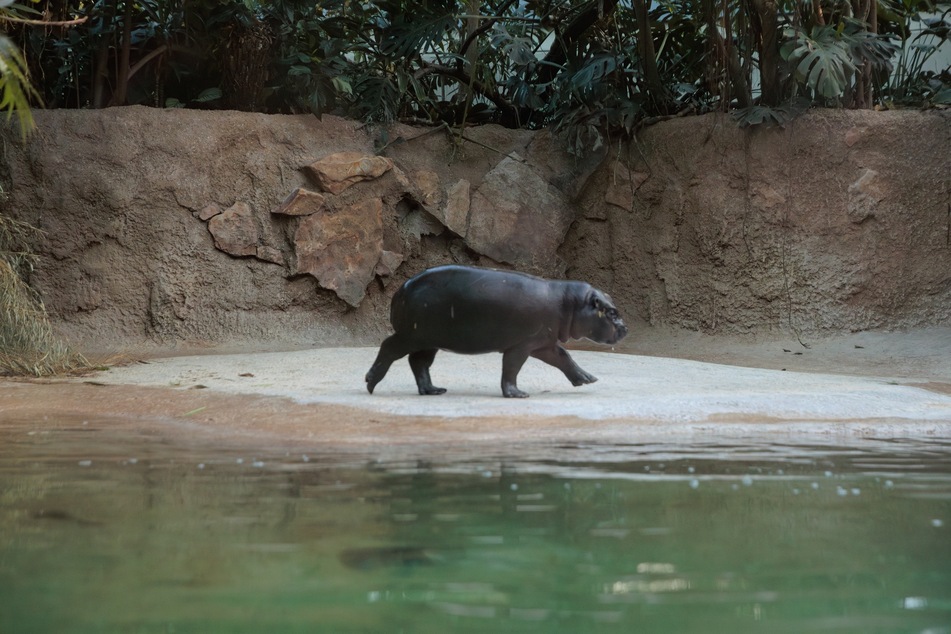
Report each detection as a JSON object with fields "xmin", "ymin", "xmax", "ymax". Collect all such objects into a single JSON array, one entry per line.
[
  {"xmin": 750, "ymin": 0, "xmax": 781, "ymax": 106},
  {"xmin": 632, "ymin": 0, "xmax": 671, "ymax": 114},
  {"xmin": 92, "ymin": 0, "xmax": 119, "ymax": 108},
  {"xmin": 112, "ymin": 0, "xmax": 133, "ymax": 107}
]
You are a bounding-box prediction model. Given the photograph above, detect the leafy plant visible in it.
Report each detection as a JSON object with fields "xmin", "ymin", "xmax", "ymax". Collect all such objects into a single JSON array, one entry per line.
[
  {"xmin": 0, "ymin": 0, "xmax": 41, "ymax": 137},
  {"xmin": 0, "ymin": 33, "xmax": 36, "ymax": 136},
  {"xmin": 4, "ymin": 0, "xmax": 947, "ymax": 146},
  {"xmin": 731, "ymin": 98, "xmax": 810, "ymax": 128},
  {"xmin": 781, "ymin": 22, "xmax": 898, "ymax": 102},
  {"xmin": 882, "ymin": 7, "xmax": 951, "ymax": 105}
]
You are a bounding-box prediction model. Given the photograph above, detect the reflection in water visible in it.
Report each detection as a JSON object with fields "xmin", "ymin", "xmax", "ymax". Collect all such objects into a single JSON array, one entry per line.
[{"xmin": 0, "ymin": 423, "xmax": 949, "ymax": 633}]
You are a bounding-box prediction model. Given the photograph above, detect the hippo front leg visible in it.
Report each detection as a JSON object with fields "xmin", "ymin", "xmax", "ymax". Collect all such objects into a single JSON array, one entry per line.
[
  {"xmin": 531, "ymin": 344, "xmax": 598, "ymax": 387},
  {"xmin": 500, "ymin": 348, "xmax": 531, "ymax": 398}
]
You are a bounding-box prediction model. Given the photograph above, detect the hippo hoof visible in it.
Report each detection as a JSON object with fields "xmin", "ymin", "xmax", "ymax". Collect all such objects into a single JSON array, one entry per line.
[{"xmin": 572, "ymin": 372, "xmax": 598, "ymax": 386}]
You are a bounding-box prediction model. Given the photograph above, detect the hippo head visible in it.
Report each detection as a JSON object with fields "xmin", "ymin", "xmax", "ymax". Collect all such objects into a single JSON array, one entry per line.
[{"xmin": 573, "ymin": 288, "xmax": 628, "ymax": 345}]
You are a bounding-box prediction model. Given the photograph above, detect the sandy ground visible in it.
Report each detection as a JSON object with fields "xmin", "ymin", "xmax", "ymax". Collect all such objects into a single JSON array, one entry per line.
[{"xmin": 2, "ymin": 328, "xmax": 951, "ymax": 456}]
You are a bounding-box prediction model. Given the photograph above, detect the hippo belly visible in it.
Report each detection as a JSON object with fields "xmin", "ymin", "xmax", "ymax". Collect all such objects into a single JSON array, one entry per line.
[{"xmin": 392, "ymin": 271, "xmax": 563, "ymax": 354}]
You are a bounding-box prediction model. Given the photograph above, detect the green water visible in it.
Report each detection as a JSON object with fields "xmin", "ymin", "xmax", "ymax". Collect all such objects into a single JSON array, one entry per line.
[{"xmin": 1, "ymin": 423, "xmax": 949, "ymax": 633}]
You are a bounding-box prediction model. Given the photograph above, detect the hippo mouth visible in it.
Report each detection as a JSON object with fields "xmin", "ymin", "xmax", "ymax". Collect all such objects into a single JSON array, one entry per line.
[{"xmin": 605, "ymin": 321, "xmax": 628, "ymax": 345}]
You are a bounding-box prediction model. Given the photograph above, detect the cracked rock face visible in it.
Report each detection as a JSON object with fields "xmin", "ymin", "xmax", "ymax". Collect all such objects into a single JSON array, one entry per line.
[
  {"xmin": 465, "ymin": 156, "xmax": 575, "ymax": 276},
  {"xmin": 293, "ymin": 198, "xmax": 385, "ymax": 307}
]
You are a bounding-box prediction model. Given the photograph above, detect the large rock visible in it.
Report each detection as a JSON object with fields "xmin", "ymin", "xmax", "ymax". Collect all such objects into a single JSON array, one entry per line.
[
  {"xmin": 293, "ymin": 198, "xmax": 384, "ymax": 307},
  {"xmin": 465, "ymin": 155, "xmax": 577, "ymax": 275},
  {"xmin": 438, "ymin": 179, "xmax": 470, "ymax": 236},
  {"xmin": 207, "ymin": 202, "xmax": 258, "ymax": 257},
  {"xmin": 304, "ymin": 152, "xmax": 394, "ymax": 195}
]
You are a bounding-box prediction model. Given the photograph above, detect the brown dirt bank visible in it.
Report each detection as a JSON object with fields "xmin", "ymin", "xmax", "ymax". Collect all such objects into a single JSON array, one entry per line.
[{"xmin": 2, "ymin": 108, "xmax": 949, "ymax": 354}]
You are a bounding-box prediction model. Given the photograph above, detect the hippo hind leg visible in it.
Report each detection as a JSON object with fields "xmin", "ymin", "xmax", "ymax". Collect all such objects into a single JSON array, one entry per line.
[
  {"xmin": 501, "ymin": 348, "xmax": 531, "ymax": 398},
  {"xmin": 409, "ymin": 349, "xmax": 447, "ymax": 395},
  {"xmin": 531, "ymin": 344, "xmax": 598, "ymax": 387},
  {"xmin": 366, "ymin": 333, "xmax": 416, "ymax": 394}
]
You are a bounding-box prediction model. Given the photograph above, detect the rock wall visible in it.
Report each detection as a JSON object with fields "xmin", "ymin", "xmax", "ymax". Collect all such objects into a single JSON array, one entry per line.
[
  {"xmin": 1, "ymin": 107, "xmax": 949, "ymax": 351},
  {"xmin": 564, "ymin": 109, "xmax": 951, "ymax": 335}
]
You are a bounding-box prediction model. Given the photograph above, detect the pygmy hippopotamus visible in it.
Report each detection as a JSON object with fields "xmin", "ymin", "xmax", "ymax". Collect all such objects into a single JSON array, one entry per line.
[{"xmin": 365, "ymin": 265, "xmax": 628, "ymax": 398}]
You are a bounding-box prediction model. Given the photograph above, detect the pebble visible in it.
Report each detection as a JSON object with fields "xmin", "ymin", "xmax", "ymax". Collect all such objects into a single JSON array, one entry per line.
[
  {"xmin": 78, "ymin": 460, "xmax": 92, "ymax": 467},
  {"xmin": 932, "ymin": 519, "xmax": 944, "ymax": 528},
  {"xmin": 741, "ymin": 475, "xmax": 753, "ymax": 487},
  {"xmin": 689, "ymin": 479, "xmax": 699, "ymax": 489}
]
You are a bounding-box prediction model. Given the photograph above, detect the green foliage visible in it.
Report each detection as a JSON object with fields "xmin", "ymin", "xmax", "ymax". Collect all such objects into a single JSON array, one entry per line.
[
  {"xmin": 4, "ymin": 0, "xmax": 948, "ymax": 145},
  {"xmin": 731, "ymin": 98, "xmax": 810, "ymax": 128},
  {"xmin": 881, "ymin": 6, "xmax": 951, "ymax": 105},
  {"xmin": 783, "ymin": 26, "xmax": 859, "ymax": 99},
  {"xmin": 781, "ymin": 22, "xmax": 898, "ymax": 102},
  {"xmin": 0, "ymin": 26, "xmax": 39, "ymax": 137}
]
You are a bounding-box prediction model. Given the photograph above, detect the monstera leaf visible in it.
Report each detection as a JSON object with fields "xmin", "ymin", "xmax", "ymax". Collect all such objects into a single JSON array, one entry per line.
[{"xmin": 781, "ymin": 26, "xmax": 856, "ymax": 99}]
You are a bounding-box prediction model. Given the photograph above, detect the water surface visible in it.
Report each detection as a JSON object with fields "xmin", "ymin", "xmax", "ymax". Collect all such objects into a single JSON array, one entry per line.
[{"xmin": 1, "ymin": 420, "xmax": 949, "ymax": 633}]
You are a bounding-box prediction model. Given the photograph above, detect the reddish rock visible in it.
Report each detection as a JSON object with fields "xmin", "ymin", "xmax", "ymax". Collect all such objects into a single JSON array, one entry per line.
[
  {"xmin": 304, "ymin": 152, "xmax": 394, "ymax": 195},
  {"xmin": 466, "ymin": 156, "xmax": 576, "ymax": 276},
  {"xmin": 208, "ymin": 202, "xmax": 258, "ymax": 257},
  {"xmin": 272, "ymin": 188, "xmax": 326, "ymax": 216},
  {"xmin": 412, "ymin": 170, "xmax": 442, "ymax": 207},
  {"xmin": 375, "ymin": 250, "xmax": 404, "ymax": 277},
  {"xmin": 294, "ymin": 198, "xmax": 384, "ymax": 306},
  {"xmin": 198, "ymin": 203, "xmax": 223, "ymax": 221}
]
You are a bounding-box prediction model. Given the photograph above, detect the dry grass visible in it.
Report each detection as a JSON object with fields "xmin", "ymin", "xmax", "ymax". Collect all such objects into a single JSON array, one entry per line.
[{"xmin": 0, "ymin": 210, "xmax": 91, "ymax": 376}]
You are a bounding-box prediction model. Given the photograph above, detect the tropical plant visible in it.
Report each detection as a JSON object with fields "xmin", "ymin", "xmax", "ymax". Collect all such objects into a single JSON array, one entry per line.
[
  {"xmin": 0, "ymin": 191, "xmax": 89, "ymax": 376},
  {"xmin": 5, "ymin": 0, "xmax": 948, "ymax": 140},
  {"xmin": 0, "ymin": 0, "xmax": 41, "ymax": 136},
  {"xmin": 881, "ymin": 4, "xmax": 951, "ymax": 105},
  {"xmin": 2, "ymin": 3, "xmax": 91, "ymax": 375}
]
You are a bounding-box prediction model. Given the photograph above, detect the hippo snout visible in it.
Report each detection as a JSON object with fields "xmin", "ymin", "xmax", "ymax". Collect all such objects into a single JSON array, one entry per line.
[{"xmin": 611, "ymin": 321, "xmax": 628, "ymax": 344}]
